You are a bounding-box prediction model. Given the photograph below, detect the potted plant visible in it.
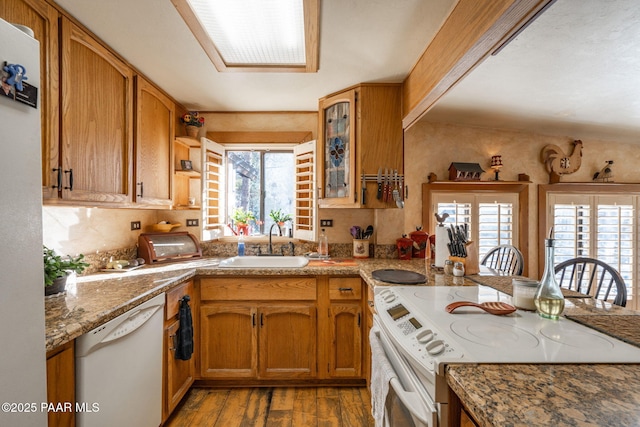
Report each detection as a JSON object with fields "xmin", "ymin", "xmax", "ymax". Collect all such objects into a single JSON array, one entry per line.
[
  {"xmin": 180, "ymin": 111, "xmax": 205, "ymax": 137},
  {"xmin": 269, "ymin": 208, "xmax": 292, "ymax": 226},
  {"xmin": 44, "ymin": 246, "xmax": 89, "ymax": 296},
  {"xmin": 231, "ymin": 208, "xmax": 256, "ymax": 236}
]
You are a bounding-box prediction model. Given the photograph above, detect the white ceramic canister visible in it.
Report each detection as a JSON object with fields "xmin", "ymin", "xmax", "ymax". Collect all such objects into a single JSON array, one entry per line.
[{"xmin": 512, "ymin": 278, "xmax": 539, "ymax": 311}]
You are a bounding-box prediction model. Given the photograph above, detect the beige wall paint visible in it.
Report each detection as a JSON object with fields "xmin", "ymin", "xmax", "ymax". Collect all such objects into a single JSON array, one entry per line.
[{"xmin": 404, "ymin": 119, "xmax": 640, "ymax": 274}]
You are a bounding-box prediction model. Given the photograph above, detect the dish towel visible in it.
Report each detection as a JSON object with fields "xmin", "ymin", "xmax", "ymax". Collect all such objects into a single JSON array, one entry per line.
[
  {"xmin": 175, "ymin": 295, "xmax": 194, "ymax": 360},
  {"xmin": 369, "ymin": 327, "xmax": 396, "ymax": 427}
]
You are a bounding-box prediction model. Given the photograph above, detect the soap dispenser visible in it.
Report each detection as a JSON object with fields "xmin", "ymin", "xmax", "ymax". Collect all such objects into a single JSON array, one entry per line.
[
  {"xmin": 237, "ymin": 231, "xmax": 245, "ymax": 256},
  {"xmin": 318, "ymin": 229, "xmax": 329, "ymax": 258}
]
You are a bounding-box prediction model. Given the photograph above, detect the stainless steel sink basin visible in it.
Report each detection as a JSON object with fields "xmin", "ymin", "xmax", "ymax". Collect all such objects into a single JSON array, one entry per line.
[{"xmin": 218, "ymin": 256, "xmax": 310, "ymax": 269}]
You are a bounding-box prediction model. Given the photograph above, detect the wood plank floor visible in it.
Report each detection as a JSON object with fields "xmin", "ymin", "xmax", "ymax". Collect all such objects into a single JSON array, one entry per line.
[{"xmin": 166, "ymin": 387, "xmax": 375, "ymax": 427}]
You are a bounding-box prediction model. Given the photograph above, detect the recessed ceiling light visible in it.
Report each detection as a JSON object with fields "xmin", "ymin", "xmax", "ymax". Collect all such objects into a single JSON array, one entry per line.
[{"xmin": 172, "ymin": 0, "xmax": 319, "ymax": 73}]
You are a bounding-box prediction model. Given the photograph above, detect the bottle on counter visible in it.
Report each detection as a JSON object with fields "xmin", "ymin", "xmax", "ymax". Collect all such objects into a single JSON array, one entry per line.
[
  {"xmin": 237, "ymin": 231, "xmax": 245, "ymax": 256},
  {"xmin": 318, "ymin": 228, "xmax": 329, "ymax": 258},
  {"xmin": 534, "ymin": 229, "xmax": 565, "ymax": 319}
]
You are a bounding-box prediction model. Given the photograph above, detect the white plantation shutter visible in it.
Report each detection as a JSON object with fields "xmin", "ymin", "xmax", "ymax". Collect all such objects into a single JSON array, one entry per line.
[
  {"xmin": 548, "ymin": 193, "xmax": 635, "ymax": 305},
  {"xmin": 201, "ymin": 138, "xmax": 225, "ymax": 241},
  {"xmin": 293, "ymin": 140, "xmax": 317, "ymax": 241},
  {"xmin": 433, "ymin": 193, "xmax": 517, "ymax": 263}
]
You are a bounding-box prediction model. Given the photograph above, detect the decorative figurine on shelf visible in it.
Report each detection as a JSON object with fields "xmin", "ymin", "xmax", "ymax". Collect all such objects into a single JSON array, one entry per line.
[
  {"xmin": 448, "ymin": 163, "xmax": 484, "ymax": 181},
  {"xmin": 592, "ymin": 160, "xmax": 614, "ymax": 182},
  {"xmin": 541, "ymin": 139, "xmax": 583, "ymax": 183},
  {"xmin": 490, "ymin": 155, "xmax": 503, "ymax": 181}
]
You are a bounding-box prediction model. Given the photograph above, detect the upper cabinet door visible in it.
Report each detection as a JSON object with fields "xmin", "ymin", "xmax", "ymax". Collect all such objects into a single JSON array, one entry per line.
[
  {"xmin": 60, "ymin": 18, "xmax": 133, "ymax": 204},
  {"xmin": 318, "ymin": 89, "xmax": 357, "ymax": 207},
  {"xmin": 0, "ymin": 0, "xmax": 60, "ymax": 200},
  {"xmin": 134, "ymin": 76, "xmax": 173, "ymax": 207}
]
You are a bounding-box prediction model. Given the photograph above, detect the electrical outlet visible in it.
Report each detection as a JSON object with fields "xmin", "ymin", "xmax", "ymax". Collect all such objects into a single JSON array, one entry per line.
[
  {"xmin": 320, "ymin": 219, "xmax": 333, "ymax": 227},
  {"xmin": 131, "ymin": 221, "xmax": 141, "ymax": 230},
  {"xmin": 186, "ymin": 219, "xmax": 199, "ymax": 227}
]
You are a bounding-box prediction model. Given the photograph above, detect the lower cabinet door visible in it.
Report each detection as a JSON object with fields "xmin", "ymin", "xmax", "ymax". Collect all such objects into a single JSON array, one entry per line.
[
  {"xmin": 329, "ymin": 303, "xmax": 363, "ymax": 377},
  {"xmin": 200, "ymin": 303, "xmax": 258, "ymax": 378},
  {"xmin": 165, "ymin": 320, "xmax": 195, "ymax": 418},
  {"xmin": 258, "ymin": 304, "xmax": 317, "ymax": 379}
]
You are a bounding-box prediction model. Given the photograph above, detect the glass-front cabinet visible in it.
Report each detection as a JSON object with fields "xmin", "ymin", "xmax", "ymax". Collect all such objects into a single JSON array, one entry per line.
[
  {"xmin": 320, "ymin": 90, "xmax": 356, "ymax": 207},
  {"xmin": 318, "ymin": 84, "xmax": 403, "ymax": 209}
]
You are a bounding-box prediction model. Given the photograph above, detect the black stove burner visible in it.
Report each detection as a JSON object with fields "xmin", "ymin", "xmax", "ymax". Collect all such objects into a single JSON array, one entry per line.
[{"xmin": 372, "ymin": 269, "xmax": 427, "ymax": 284}]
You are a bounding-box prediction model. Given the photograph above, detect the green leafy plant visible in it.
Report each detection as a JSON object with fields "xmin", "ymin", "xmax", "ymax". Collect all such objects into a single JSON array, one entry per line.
[
  {"xmin": 43, "ymin": 246, "xmax": 89, "ymax": 287},
  {"xmin": 231, "ymin": 208, "xmax": 256, "ymax": 224},
  {"xmin": 269, "ymin": 208, "xmax": 292, "ymax": 224}
]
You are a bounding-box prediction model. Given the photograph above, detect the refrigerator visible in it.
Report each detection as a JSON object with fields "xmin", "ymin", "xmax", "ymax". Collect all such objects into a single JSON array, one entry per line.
[{"xmin": 0, "ymin": 18, "xmax": 47, "ymax": 426}]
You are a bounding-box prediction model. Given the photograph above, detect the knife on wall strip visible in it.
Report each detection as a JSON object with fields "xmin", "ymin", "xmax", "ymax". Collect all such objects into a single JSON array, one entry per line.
[
  {"xmin": 361, "ymin": 170, "xmax": 366, "ymax": 205},
  {"xmin": 376, "ymin": 168, "xmax": 382, "ymax": 200}
]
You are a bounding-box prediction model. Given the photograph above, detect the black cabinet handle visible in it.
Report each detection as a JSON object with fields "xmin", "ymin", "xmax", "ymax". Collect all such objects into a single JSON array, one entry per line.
[
  {"xmin": 52, "ymin": 168, "xmax": 62, "ymax": 190},
  {"xmin": 137, "ymin": 182, "xmax": 144, "ymax": 198},
  {"xmin": 64, "ymin": 169, "xmax": 73, "ymax": 191},
  {"xmin": 260, "ymin": 313, "xmax": 264, "ymax": 327},
  {"xmin": 358, "ymin": 312, "xmax": 361, "ymax": 327},
  {"xmin": 252, "ymin": 313, "xmax": 256, "ymax": 327},
  {"xmin": 338, "ymin": 287, "xmax": 353, "ymax": 292}
]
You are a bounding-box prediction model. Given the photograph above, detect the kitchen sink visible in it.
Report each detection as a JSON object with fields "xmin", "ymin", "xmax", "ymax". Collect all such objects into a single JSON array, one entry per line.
[{"xmin": 218, "ymin": 256, "xmax": 309, "ymax": 269}]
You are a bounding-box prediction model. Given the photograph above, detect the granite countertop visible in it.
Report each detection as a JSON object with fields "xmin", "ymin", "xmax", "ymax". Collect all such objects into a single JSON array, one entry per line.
[
  {"xmin": 46, "ymin": 257, "xmax": 463, "ymax": 353},
  {"xmin": 452, "ymin": 274, "xmax": 640, "ymax": 427}
]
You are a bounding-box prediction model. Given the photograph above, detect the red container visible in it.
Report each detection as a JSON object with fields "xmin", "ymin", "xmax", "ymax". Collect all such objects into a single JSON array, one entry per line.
[
  {"xmin": 396, "ymin": 235, "xmax": 413, "ymax": 260},
  {"xmin": 409, "ymin": 227, "xmax": 429, "ymax": 259}
]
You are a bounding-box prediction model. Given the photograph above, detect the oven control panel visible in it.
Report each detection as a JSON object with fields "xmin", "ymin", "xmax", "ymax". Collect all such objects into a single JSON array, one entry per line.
[{"xmin": 374, "ymin": 288, "xmax": 464, "ymax": 376}]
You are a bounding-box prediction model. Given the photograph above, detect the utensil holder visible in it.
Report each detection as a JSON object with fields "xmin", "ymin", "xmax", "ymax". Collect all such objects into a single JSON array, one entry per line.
[{"xmin": 353, "ymin": 239, "xmax": 370, "ymax": 258}]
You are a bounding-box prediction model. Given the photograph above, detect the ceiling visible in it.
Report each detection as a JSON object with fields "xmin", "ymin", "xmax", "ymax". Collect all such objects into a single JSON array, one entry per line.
[
  {"xmin": 424, "ymin": 0, "xmax": 640, "ymax": 144},
  {"xmin": 54, "ymin": 0, "xmax": 640, "ymax": 144},
  {"xmin": 54, "ymin": 0, "xmax": 456, "ymax": 111}
]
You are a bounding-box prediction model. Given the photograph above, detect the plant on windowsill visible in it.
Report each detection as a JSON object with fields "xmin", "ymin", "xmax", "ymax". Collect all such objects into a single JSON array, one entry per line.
[
  {"xmin": 269, "ymin": 208, "xmax": 292, "ymax": 226},
  {"xmin": 44, "ymin": 246, "xmax": 89, "ymax": 296},
  {"xmin": 231, "ymin": 208, "xmax": 256, "ymax": 236}
]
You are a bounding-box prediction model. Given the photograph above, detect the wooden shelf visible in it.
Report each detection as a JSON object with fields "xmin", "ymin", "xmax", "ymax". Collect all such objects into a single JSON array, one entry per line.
[
  {"xmin": 175, "ymin": 136, "xmax": 200, "ymax": 147},
  {"xmin": 175, "ymin": 170, "xmax": 201, "ymax": 178}
]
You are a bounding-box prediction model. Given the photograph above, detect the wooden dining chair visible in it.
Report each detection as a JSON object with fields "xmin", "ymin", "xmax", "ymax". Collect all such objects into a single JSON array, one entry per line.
[
  {"xmin": 480, "ymin": 245, "xmax": 524, "ymax": 276},
  {"xmin": 554, "ymin": 257, "xmax": 627, "ymax": 307}
]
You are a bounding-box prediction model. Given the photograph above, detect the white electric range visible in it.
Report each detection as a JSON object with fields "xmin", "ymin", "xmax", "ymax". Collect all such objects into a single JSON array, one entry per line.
[{"xmin": 371, "ymin": 285, "xmax": 640, "ymax": 427}]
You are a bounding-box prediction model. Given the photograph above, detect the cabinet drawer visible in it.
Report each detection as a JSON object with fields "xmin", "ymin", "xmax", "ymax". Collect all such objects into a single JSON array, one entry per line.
[
  {"xmin": 329, "ymin": 278, "xmax": 362, "ymax": 300},
  {"xmin": 201, "ymin": 277, "xmax": 316, "ymax": 301},
  {"xmin": 166, "ymin": 280, "xmax": 194, "ymax": 320}
]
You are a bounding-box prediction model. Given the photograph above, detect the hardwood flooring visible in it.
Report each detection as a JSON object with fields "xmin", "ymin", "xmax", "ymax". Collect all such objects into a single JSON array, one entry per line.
[{"xmin": 166, "ymin": 387, "xmax": 375, "ymax": 427}]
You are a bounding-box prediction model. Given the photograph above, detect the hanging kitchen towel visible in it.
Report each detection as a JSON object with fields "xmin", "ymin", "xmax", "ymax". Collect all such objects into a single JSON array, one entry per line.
[
  {"xmin": 369, "ymin": 327, "xmax": 396, "ymax": 427},
  {"xmin": 175, "ymin": 295, "xmax": 194, "ymax": 360}
]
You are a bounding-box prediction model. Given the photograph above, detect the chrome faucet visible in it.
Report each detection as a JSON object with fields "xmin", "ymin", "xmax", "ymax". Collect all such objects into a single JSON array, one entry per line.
[{"xmin": 267, "ymin": 223, "xmax": 282, "ymax": 255}]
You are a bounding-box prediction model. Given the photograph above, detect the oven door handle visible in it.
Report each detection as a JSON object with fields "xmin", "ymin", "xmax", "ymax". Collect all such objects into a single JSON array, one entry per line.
[
  {"xmin": 388, "ymin": 377, "xmax": 432, "ymax": 426},
  {"xmin": 371, "ymin": 324, "xmax": 435, "ymax": 426}
]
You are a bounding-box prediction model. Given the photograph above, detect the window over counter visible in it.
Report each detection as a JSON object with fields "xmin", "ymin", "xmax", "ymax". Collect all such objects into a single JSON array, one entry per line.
[
  {"xmin": 540, "ymin": 183, "xmax": 640, "ymax": 310},
  {"xmin": 190, "ymin": 132, "xmax": 317, "ymax": 242},
  {"xmin": 423, "ymin": 182, "xmax": 530, "ymax": 275}
]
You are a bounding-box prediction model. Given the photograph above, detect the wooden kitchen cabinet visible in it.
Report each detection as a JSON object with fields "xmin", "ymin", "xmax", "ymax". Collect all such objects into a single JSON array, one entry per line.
[
  {"xmin": 173, "ymin": 137, "xmax": 202, "ymax": 209},
  {"xmin": 57, "ymin": 17, "xmax": 133, "ymax": 204},
  {"xmin": 0, "ymin": 0, "xmax": 60, "ymax": 200},
  {"xmin": 134, "ymin": 76, "xmax": 174, "ymax": 207},
  {"xmin": 318, "ymin": 83, "xmax": 403, "ymax": 208},
  {"xmin": 46, "ymin": 341, "xmax": 75, "ymax": 427},
  {"xmin": 163, "ymin": 280, "xmax": 195, "ymax": 422},
  {"xmin": 327, "ymin": 277, "xmax": 363, "ymax": 378},
  {"xmin": 199, "ymin": 277, "xmax": 317, "ymax": 381}
]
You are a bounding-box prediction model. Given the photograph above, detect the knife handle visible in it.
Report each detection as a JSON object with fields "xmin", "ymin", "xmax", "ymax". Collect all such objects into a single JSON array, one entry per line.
[{"xmin": 377, "ymin": 183, "xmax": 382, "ymax": 200}]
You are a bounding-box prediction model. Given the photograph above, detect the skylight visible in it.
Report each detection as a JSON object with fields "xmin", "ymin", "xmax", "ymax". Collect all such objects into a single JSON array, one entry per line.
[{"xmin": 172, "ymin": 0, "xmax": 319, "ymax": 72}]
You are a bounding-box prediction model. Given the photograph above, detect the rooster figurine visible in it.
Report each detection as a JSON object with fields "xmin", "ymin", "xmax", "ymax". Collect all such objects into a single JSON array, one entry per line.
[
  {"xmin": 541, "ymin": 140, "xmax": 583, "ymax": 183},
  {"xmin": 593, "ymin": 160, "xmax": 614, "ymax": 182}
]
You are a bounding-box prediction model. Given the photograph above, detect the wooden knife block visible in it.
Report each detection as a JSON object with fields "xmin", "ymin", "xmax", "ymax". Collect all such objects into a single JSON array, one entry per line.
[{"xmin": 448, "ymin": 241, "xmax": 479, "ymax": 275}]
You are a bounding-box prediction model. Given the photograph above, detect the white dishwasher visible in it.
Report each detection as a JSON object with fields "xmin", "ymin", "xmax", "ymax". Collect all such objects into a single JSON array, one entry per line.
[{"xmin": 75, "ymin": 293, "xmax": 165, "ymax": 427}]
